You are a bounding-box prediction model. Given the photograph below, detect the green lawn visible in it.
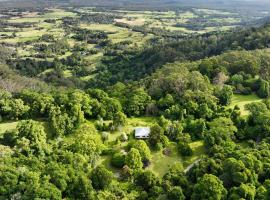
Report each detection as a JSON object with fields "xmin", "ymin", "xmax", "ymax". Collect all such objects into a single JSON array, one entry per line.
[
  {"xmin": 229, "ymin": 94, "xmax": 263, "ymax": 115},
  {"xmin": 92, "ymin": 116, "xmax": 205, "ymax": 177},
  {"xmin": 0, "ymin": 120, "xmax": 50, "ymax": 138},
  {"xmin": 149, "ymin": 140, "xmax": 205, "ymax": 177},
  {"xmin": 0, "ymin": 121, "xmax": 19, "ymax": 136},
  {"xmin": 149, "ymin": 143, "xmax": 182, "ymax": 177}
]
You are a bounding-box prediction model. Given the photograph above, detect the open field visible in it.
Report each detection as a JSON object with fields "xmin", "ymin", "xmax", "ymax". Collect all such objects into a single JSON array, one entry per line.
[
  {"xmin": 147, "ymin": 140, "xmax": 204, "ymax": 177},
  {"xmin": 0, "ymin": 7, "xmax": 256, "ymax": 83},
  {"xmin": 91, "ymin": 116, "xmax": 205, "ymax": 177},
  {"xmin": 0, "ymin": 121, "xmax": 18, "ymax": 136},
  {"xmin": 229, "ymin": 94, "xmax": 263, "ymax": 115}
]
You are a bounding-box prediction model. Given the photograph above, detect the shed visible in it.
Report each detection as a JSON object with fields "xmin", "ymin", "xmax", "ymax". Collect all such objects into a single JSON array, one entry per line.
[{"xmin": 135, "ymin": 127, "xmax": 150, "ymax": 139}]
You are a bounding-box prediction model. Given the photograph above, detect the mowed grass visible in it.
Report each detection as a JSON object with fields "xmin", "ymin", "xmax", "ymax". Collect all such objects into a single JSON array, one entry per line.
[
  {"xmin": 90, "ymin": 117, "xmax": 205, "ymax": 177},
  {"xmin": 0, "ymin": 120, "xmax": 50, "ymax": 138},
  {"xmin": 150, "ymin": 140, "xmax": 204, "ymax": 177},
  {"xmin": 0, "ymin": 121, "xmax": 19, "ymax": 136},
  {"xmin": 8, "ymin": 9, "xmax": 76, "ymax": 23},
  {"xmin": 229, "ymin": 94, "xmax": 263, "ymax": 115},
  {"xmin": 150, "ymin": 143, "xmax": 182, "ymax": 177}
]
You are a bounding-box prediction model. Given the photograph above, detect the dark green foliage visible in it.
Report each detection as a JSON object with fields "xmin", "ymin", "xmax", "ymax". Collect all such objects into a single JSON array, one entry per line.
[
  {"xmin": 135, "ymin": 170, "xmax": 159, "ymax": 191},
  {"xmin": 192, "ymin": 174, "xmax": 227, "ymax": 200},
  {"xmin": 257, "ymin": 79, "xmax": 270, "ymax": 98},
  {"xmin": 149, "ymin": 124, "xmax": 165, "ymax": 148},
  {"xmin": 90, "ymin": 165, "xmax": 113, "ymax": 190},
  {"xmin": 125, "ymin": 148, "xmax": 143, "ymax": 170},
  {"xmin": 215, "ymin": 85, "xmax": 234, "ymax": 106},
  {"xmin": 167, "ymin": 186, "xmax": 185, "ymax": 200},
  {"xmin": 204, "ymin": 117, "xmax": 237, "ymax": 148},
  {"xmin": 229, "ymin": 183, "xmax": 256, "ymax": 200},
  {"xmin": 178, "ymin": 141, "xmax": 193, "ymax": 157},
  {"xmin": 15, "ymin": 120, "xmax": 49, "ymax": 156},
  {"xmin": 3, "ymin": 6, "xmax": 270, "ymax": 200},
  {"xmin": 111, "ymin": 152, "xmax": 125, "ymax": 168}
]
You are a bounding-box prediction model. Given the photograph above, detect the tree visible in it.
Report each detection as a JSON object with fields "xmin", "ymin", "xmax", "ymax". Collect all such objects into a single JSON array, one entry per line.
[
  {"xmin": 0, "ymin": 165, "xmax": 19, "ymax": 197},
  {"xmin": 257, "ymin": 79, "xmax": 270, "ymax": 98},
  {"xmin": 178, "ymin": 141, "xmax": 193, "ymax": 157},
  {"xmin": 17, "ymin": 171, "xmax": 62, "ymax": 200},
  {"xmin": 124, "ymin": 87, "xmax": 151, "ymax": 116},
  {"xmin": 213, "ymin": 72, "xmax": 229, "ymax": 86},
  {"xmin": 125, "ymin": 148, "xmax": 143, "ymax": 170},
  {"xmin": 135, "ymin": 170, "xmax": 159, "ymax": 191},
  {"xmin": 15, "ymin": 120, "xmax": 49, "ymax": 156},
  {"xmin": 264, "ymin": 179, "xmax": 270, "ymax": 200},
  {"xmin": 149, "ymin": 124, "xmax": 164, "ymax": 147},
  {"xmin": 192, "ymin": 174, "xmax": 227, "ymax": 200},
  {"xmin": 0, "ymin": 93, "xmax": 29, "ymax": 120},
  {"xmin": 111, "ymin": 152, "xmax": 125, "ymax": 168},
  {"xmin": 229, "ymin": 183, "xmax": 256, "ymax": 200},
  {"xmin": 67, "ymin": 173, "xmax": 94, "ymax": 200},
  {"xmin": 204, "ymin": 117, "xmax": 237, "ymax": 148},
  {"xmin": 91, "ymin": 165, "xmax": 113, "ymax": 190},
  {"xmin": 9, "ymin": 99, "xmax": 30, "ymax": 120},
  {"xmin": 49, "ymin": 106, "xmax": 73, "ymax": 136},
  {"xmin": 70, "ymin": 124, "xmax": 103, "ymax": 166},
  {"xmin": 158, "ymin": 94, "xmax": 174, "ymax": 109},
  {"xmin": 167, "ymin": 186, "xmax": 185, "ymax": 200},
  {"xmin": 45, "ymin": 162, "xmax": 69, "ymax": 192},
  {"xmin": 215, "ymin": 85, "xmax": 233, "ymax": 105},
  {"xmin": 132, "ymin": 140, "xmax": 151, "ymax": 163},
  {"xmin": 103, "ymin": 97, "xmax": 122, "ymax": 120},
  {"xmin": 220, "ymin": 158, "xmax": 254, "ymax": 187},
  {"xmin": 113, "ymin": 111, "xmax": 127, "ymax": 129}
]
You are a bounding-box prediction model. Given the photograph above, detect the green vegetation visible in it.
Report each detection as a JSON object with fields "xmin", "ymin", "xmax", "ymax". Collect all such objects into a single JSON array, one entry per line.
[
  {"xmin": 229, "ymin": 94, "xmax": 263, "ymax": 115},
  {"xmin": 0, "ymin": 121, "xmax": 18, "ymax": 135},
  {"xmin": 2, "ymin": 3, "xmax": 270, "ymax": 200}
]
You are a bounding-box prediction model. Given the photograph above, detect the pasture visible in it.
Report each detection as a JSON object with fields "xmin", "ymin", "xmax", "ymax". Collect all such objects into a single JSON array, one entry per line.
[{"xmin": 229, "ymin": 94, "xmax": 263, "ymax": 115}]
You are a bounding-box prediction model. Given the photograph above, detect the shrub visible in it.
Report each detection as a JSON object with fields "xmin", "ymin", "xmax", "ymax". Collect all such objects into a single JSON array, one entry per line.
[{"xmin": 111, "ymin": 152, "xmax": 125, "ymax": 168}]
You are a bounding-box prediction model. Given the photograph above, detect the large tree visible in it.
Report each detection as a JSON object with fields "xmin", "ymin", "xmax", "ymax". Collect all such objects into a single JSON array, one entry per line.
[
  {"xmin": 125, "ymin": 148, "xmax": 143, "ymax": 170},
  {"xmin": 192, "ymin": 174, "xmax": 227, "ymax": 200}
]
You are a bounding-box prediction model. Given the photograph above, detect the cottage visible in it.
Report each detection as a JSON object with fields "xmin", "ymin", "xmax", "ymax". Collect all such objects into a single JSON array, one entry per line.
[{"xmin": 135, "ymin": 127, "xmax": 150, "ymax": 139}]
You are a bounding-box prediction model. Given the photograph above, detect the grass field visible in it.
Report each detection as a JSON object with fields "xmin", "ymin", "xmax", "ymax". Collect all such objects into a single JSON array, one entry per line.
[
  {"xmin": 0, "ymin": 121, "xmax": 18, "ymax": 136},
  {"xmin": 0, "ymin": 120, "xmax": 50, "ymax": 138},
  {"xmin": 229, "ymin": 94, "xmax": 263, "ymax": 115},
  {"xmin": 150, "ymin": 140, "xmax": 204, "ymax": 177},
  {"xmin": 91, "ymin": 116, "xmax": 205, "ymax": 177}
]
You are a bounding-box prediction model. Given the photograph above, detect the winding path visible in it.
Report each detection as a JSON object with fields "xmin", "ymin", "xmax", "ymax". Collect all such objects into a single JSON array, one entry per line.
[{"xmin": 184, "ymin": 159, "xmax": 201, "ymax": 173}]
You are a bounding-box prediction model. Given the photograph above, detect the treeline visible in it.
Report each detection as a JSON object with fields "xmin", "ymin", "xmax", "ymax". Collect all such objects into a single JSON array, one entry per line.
[
  {"xmin": 90, "ymin": 23, "xmax": 270, "ymax": 88},
  {"xmin": 80, "ymin": 13, "xmax": 122, "ymax": 24},
  {"xmin": 2, "ymin": 66, "xmax": 270, "ymax": 198}
]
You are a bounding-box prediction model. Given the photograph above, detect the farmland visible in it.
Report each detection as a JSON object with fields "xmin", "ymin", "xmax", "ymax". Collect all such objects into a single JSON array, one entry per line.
[{"xmin": 2, "ymin": 2, "xmax": 270, "ymax": 199}]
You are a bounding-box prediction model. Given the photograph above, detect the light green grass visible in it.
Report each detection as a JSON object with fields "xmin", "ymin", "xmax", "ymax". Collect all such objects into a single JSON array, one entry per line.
[
  {"xmin": 183, "ymin": 140, "xmax": 205, "ymax": 165},
  {"xmin": 229, "ymin": 94, "xmax": 263, "ymax": 115},
  {"xmin": 150, "ymin": 143, "xmax": 182, "ymax": 177},
  {"xmin": 8, "ymin": 9, "xmax": 76, "ymax": 23},
  {"xmin": 0, "ymin": 120, "xmax": 49, "ymax": 136},
  {"xmin": 94, "ymin": 117, "xmax": 204, "ymax": 177},
  {"xmin": 80, "ymin": 23, "xmax": 123, "ymax": 32},
  {"xmin": 0, "ymin": 121, "xmax": 19, "ymax": 135},
  {"xmin": 149, "ymin": 140, "xmax": 204, "ymax": 177},
  {"xmin": 88, "ymin": 117, "xmax": 157, "ymax": 143}
]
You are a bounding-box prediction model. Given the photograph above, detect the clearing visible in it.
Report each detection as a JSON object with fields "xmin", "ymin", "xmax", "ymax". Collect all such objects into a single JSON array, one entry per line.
[{"xmin": 229, "ymin": 94, "xmax": 263, "ymax": 115}]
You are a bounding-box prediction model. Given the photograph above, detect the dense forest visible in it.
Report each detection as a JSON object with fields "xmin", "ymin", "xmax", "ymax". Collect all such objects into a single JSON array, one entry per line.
[{"xmin": 2, "ymin": 3, "xmax": 270, "ymax": 200}]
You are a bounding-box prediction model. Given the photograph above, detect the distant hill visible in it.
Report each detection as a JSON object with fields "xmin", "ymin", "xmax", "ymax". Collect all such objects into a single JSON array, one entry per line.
[{"xmin": 1, "ymin": 0, "xmax": 270, "ymax": 10}]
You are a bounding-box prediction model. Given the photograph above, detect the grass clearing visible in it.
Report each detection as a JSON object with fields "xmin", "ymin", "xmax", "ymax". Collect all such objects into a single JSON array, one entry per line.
[
  {"xmin": 0, "ymin": 121, "xmax": 19, "ymax": 136},
  {"xmin": 150, "ymin": 142, "xmax": 182, "ymax": 177},
  {"xmin": 229, "ymin": 94, "xmax": 263, "ymax": 115},
  {"xmin": 149, "ymin": 140, "xmax": 205, "ymax": 177}
]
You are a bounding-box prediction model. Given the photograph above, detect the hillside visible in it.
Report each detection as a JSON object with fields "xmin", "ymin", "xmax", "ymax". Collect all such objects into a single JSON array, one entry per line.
[{"xmin": 2, "ymin": 4, "xmax": 270, "ymax": 200}]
